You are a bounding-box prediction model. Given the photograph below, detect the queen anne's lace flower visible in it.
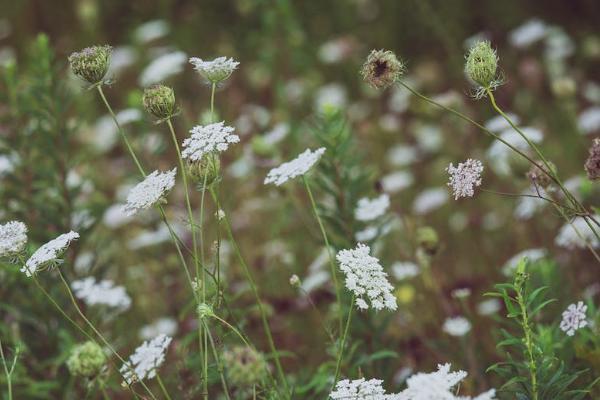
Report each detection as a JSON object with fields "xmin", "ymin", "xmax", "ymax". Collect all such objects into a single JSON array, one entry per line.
[
  {"xmin": 123, "ymin": 169, "xmax": 176, "ymax": 216},
  {"xmin": 443, "ymin": 316, "xmax": 471, "ymax": 337},
  {"xmin": 181, "ymin": 122, "xmax": 239, "ymax": 161},
  {"xmin": 554, "ymin": 215, "xmax": 600, "ymax": 249},
  {"xmin": 336, "ymin": 244, "xmax": 397, "ymax": 311},
  {"xmin": 446, "ymin": 159, "xmax": 484, "ymax": 200},
  {"xmin": 120, "ymin": 334, "xmax": 172, "ymax": 384},
  {"xmin": 22, "ymin": 231, "xmax": 79, "ymax": 277},
  {"xmin": 354, "ymin": 194, "xmax": 390, "ymax": 221},
  {"xmin": 189, "ymin": 56, "xmax": 239, "ymax": 83},
  {"xmin": 330, "ymin": 378, "xmax": 390, "ymax": 400},
  {"xmin": 264, "ymin": 148, "xmax": 326, "ymax": 186},
  {"xmin": 72, "ymin": 277, "xmax": 132, "ymax": 312},
  {"xmin": 560, "ymin": 301, "xmax": 588, "ymax": 336},
  {"xmin": 0, "ymin": 221, "xmax": 28, "ymax": 257}
]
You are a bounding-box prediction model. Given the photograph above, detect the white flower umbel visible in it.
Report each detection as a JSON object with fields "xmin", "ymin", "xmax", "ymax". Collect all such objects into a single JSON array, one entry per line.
[
  {"xmin": 330, "ymin": 378, "xmax": 390, "ymax": 400},
  {"xmin": 123, "ymin": 169, "xmax": 176, "ymax": 216},
  {"xmin": 560, "ymin": 301, "xmax": 588, "ymax": 336},
  {"xmin": 181, "ymin": 122, "xmax": 239, "ymax": 161},
  {"xmin": 189, "ymin": 56, "xmax": 239, "ymax": 84},
  {"xmin": 336, "ymin": 244, "xmax": 397, "ymax": 311},
  {"xmin": 0, "ymin": 221, "xmax": 28, "ymax": 258},
  {"xmin": 446, "ymin": 159, "xmax": 483, "ymax": 200},
  {"xmin": 71, "ymin": 277, "xmax": 132, "ymax": 312},
  {"xmin": 22, "ymin": 231, "xmax": 79, "ymax": 277},
  {"xmin": 354, "ymin": 194, "xmax": 390, "ymax": 222},
  {"xmin": 443, "ymin": 316, "xmax": 471, "ymax": 337},
  {"xmin": 555, "ymin": 215, "xmax": 600, "ymax": 249},
  {"xmin": 120, "ymin": 334, "xmax": 172, "ymax": 384},
  {"xmin": 264, "ymin": 147, "xmax": 326, "ymax": 186}
]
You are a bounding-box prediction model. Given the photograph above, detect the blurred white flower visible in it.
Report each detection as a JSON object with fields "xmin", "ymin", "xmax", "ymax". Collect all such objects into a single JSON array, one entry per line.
[
  {"xmin": 134, "ymin": 20, "xmax": 170, "ymax": 43},
  {"xmin": 555, "ymin": 216, "xmax": 600, "ymax": 249},
  {"xmin": 263, "ymin": 123, "xmax": 290, "ymax": 145},
  {"xmin": 108, "ymin": 46, "xmax": 137, "ymax": 76},
  {"xmin": 355, "ymin": 226, "xmax": 378, "ymax": 242},
  {"xmin": 502, "ymin": 248, "xmax": 547, "ymax": 276},
  {"xmin": 139, "ymin": 318, "xmax": 178, "ymax": 340},
  {"xmin": 578, "ymin": 106, "xmax": 600, "ymax": 134},
  {"xmin": 72, "ymin": 277, "xmax": 131, "ymax": 312},
  {"xmin": 386, "ymin": 145, "xmax": 419, "ymax": 167},
  {"xmin": 484, "ymin": 113, "xmax": 521, "ymax": 133},
  {"xmin": 381, "ymin": 171, "xmax": 414, "ymax": 193},
  {"xmin": 451, "ymin": 288, "xmax": 472, "ymax": 299},
  {"xmin": 355, "ymin": 194, "xmax": 390, "ymax": 221},
  {"xmin": 139, "ymin": 51, "xmax": 187, "ymax": 86},
  {"xmin": 0, "ymin": 221, "xmax": 28, "ymax": 257},
  {"xmin": 413, "ymin": 188, "xmax": 448, "ymax": 215},
  {"xmin": 509, "ymin": 19, "xmax": 548, "ymax": 48},
  {"xmin": 182, "ymin": 122, "xmax": 239, "ymax": 161},
  {"xmin": 560, "ymin": 301, "xmax": 588, "ymax": 336},
  {"xmin": 128, "ymin": 223, "xmax": 185, "ymax": 250},
  {"xmin": 414, "ymin": 124, "xmax": 443, "ymax": 153},
  {"xmin": 514, "ymin": 187, "xmax": 547, "ymax": 220},
  {"xmin": 391, "ymin": 261, "xmax": 419, "ymax": 280},
  {"xmin": 264, "ymin": 148, "xmax": 325, "ymax": 186},
  {"xmin": 443, "ymin": 316, "xmax": 471, "ymax": 336},
  {"xmin": 120, "ymin": 334, "xmax": 172, "ymax": 384},
  {"xmin": 477, "ymin": 299, "xmax": 502, "ymax": 316},
  {"xmin": 23, "ymin": 231, "xmax": 79, "ymax": 277},
  {"xmin": 314, "ymin": 83, "xmax": 347, "ymax": 112},
  {"xmin": 123, "ymin": 169, "xmax": 176, "ymax": 216},
  {"xmin": 103, "ymin": 204, "xmax": 135, "ymax": 229}
]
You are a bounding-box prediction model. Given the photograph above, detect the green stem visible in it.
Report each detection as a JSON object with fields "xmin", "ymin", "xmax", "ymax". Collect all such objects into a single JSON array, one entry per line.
[
  {"xmin": 210, "ymin": 83, "xmax": 216, "ymax": 122},
  {"xmin": 333, "ymin": 296, "xmax": 355, "ymax": 387},
  {"xmin": 203, "ymin": 321, "xmax": 231, "ymax": 400},
  {"xmin": 156, "ymin": 374, "xmax": 173, "ymax": 400},
  {"xmin": 302, "ymin": 177, "xmax": 343, "ymax": 335},
  {"xmin": 0, "ymin": 336, "xmax": 13, "ymax": 400},
  {"xmin": 210, "ymin": 315, "xmax": 253, "ymax": 349},
  {"xmin": 516, "ymin": 288, "xmax": 538, "ymax": 400}
]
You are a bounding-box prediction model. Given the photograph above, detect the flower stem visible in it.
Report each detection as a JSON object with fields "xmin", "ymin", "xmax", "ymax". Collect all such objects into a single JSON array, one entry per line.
[
  {"xmin": 0, "ymin": 336, "xmax": 16, "ymax": 400},
  {"xmin": 156, "ymin": 373, "xmax": 173, "ymax": 400},
  {"xmin": 515, "ymin": 285, "xmax": 538, "ymax": 400},
  {"xmin": 202, "ymin": 321, "xmax": 231, "ymax": 400},
  {"xmin": 303, "ymin": 177, "xmax": 343, "ymax": 335},
  {"xmin": 333, "ymin": 296, "xmax": 355, "ymax": 387}
]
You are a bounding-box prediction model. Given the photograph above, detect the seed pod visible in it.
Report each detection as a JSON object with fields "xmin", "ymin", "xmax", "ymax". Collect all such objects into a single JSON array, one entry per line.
[
  {"xmin": 68, "ymin": 45, "xmax": 112, "ymax": 85},
  {"xmin": 360, "ymin": 49, "xmax": 405, "ymax": 90},
  {"xmin": 67, "ymin": 341, "xmax": 106, "ymax": 378},
  {"xmin": 465, "ymin": 41, "xmax": 498, "ymax": 89},
  {"xmin": 143, "ymin": 85, "xmax": 176, "ymax": 120}
]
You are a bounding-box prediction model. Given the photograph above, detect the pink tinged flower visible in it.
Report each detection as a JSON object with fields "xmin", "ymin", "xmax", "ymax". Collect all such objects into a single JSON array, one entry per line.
[
  {"xmin": 446, "ymin": 158, "xmax": 484, "ymax": 200},
  {"xmin": 560, "ymin": 301, "xmax": 588, "ymax": 336}
]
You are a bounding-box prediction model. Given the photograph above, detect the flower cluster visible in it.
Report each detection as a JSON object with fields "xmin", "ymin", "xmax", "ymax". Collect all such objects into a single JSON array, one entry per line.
[
  {"xmin": 68, "ymin": 45, "xmax": 112, "ymax": 85},
  {"xmin": 22, "ymin": 231, "xmax": 80, "ymax": 277},
  {"xmin": 67, "ymin": 341, "xmax": 107, "ymax": 378},
  {"xmin": 446, "ymin": 159, "xmax": 484, "ymax": 200},
  {"xmin": 0, "ymin": 221, "xmax": 28, "ymax": 258},
  {"xmin": 554, "ymin": 216, "xmax": 600, "ymax": 249},
  {"xmin": 120, "ymin": 334, "xmax": 172, "ymax": 384},
  {"xmin": 181, "ymin": 122, "xmax": 239, "ymax": 161},
  {"xmin": 264, "ymin": 147, "xmax": 326, "ymax": 186},
  {"xmin": 189, "ymin": 56, "xmax": 239, "ymax": 83},
  {"xmin": 123, "ymin": 169, "xmax": 176, "ymax": 216},
  {"xmin": 354, "ymin": 194, "xmax": 390, "ymax": 221},
  {"xmin": 72, "ymin": 277, "xmax": 132, "ymax": 312},
  {"xmin": 443, "ymin": 316, "xmax": 471, "ymax": 337},
  {"xmin": 336, "ymin": 244, "xmax": 397, "ymax": 311},
  {"xmin": 330, "ymin": 378, "xmax": 390, "ymax": 400},
  {"xmin": 559, "ymin": 301, "xmax": 588, "ymax": 336}
]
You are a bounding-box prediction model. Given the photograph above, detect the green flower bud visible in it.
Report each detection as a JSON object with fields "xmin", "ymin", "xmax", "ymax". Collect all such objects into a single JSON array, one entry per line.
[
  {"xmin": 142, "ymin": 85, "xmax": 177, "ymax": 120},
  {"xmin": 68, "ymin": 45, "xmax": 112, "ymax": 85},
  {"xmin": 197, "ymin": 303, "xmax": 214, "ymax": 319},
  {"xmin": 222, "ymin": 346, "xmax": 268, "ymax": 388},
  {"xmin": 417, "ymin": 226, "xmax": 439, "ymax": 256},
  {"xmin": 66, "ymin": 341, "xmax": 106, "ymax": 378},
  {"xmin": 360, "ymin": 49, "xmax": 405, "ymax": 90},
  {"xmin": 465, "ymin": 41, "xmax": 498, "ymax": 89},
  {"xmin": 187, "ymin": 156, "xmax": 220, "ymax": 189}
]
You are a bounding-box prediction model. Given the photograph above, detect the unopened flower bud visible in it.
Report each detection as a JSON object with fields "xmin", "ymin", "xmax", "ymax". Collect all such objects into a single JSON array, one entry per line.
[
  {"xmin": 360, "ymin": 49, "xmax": 405, "ymax": 90},
  {"xmin": 197, "ymin": 303, "xmax": 214, "ymax": 319},
  {"xmin": 68, "ymin": 45, "xmax": 112, "ymax": 85},
  {"xmin": 585, "ymin": 138, "xmax": 600, "ymax": 180},
  {"xmin": 143, "ymin": 85, "xmax": 176, "ymax": 120},
  {"xmin": 289, "ymin": 274, "xmax": 300, "ymax": 288},
  {"xmin": 465, "ymin": 41, "xmax": 498, "ymax": 89},
  {"xmin": 67, "ymin": 341, "xmax": 106, "ymax": 378},
  {"xmin": 187, "ymin": 156, "xmax": 220, "ymax": 189}
]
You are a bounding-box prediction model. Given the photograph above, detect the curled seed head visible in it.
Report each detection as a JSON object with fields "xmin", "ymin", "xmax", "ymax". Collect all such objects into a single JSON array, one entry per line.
[
  {"xmin": 465, "ymin": 41, "xmax": 498, "ymax": 89},
  {"xmin": 143, "ymin": 85, "xmax": 176, "ymax": 120},
  {"xmin": 67, "ymin": 341, "xmax": 106, "ymax": 378},
  {"xmin": 585, "ymin": 138, "xmax": 600, "ymax": 180},
  {"xmin": 360, "ymin": 49, "xmax": 405, "ymax": 90},
  {"xmin": 68, "ymin": 45, "xmax": 112, "ymax": 85}
]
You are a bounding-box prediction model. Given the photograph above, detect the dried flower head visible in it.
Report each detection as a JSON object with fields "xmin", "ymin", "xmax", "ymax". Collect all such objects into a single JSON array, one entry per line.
[
  {"xmin": 22, "ymin": 231, "xmax": 79, "ymax": 277},
  {"xmin": 0, "ymin": 221, "xmax": 28, "ymax": 258},
  {"xmin": 526, "ymin": 161, "xmax": 555, "ymax": 188},
  {"xmin": 186, "ymin": 156, "xmax": 221, "ymax": 189},
  {"xmin": 120, "ymin": 334, "xmax": 172, "ymax": 384},
  {"xmin": 71, "ymin": 277, "xmax": 132, "ymax": 312},
  {"xmin": 68, "ymin": 45, "xmax": 112, "ymax": 85},
  {"xmin": 142, "ymin": 85, "xmax": 176, "ymax": 120},
  {"xmin": 189, "ymin": 56, "xmax": 239, "ymax": 84},
  {"xmin": 123, "ymin": 169, "xmax": 176, "ymax": 216},
  {"xmin": 354, "ymin": 194, "xmax": 390, "ymax": 222},
  {"xmin": 360, "ymin": 49, "xmax": 405, "ymax": 89},
  {"xmin": 465, "ymin": 41, "xmax": 500, "ymax": 95},
  {"xmin": 67, "ymin": 341, "xmax": 107, "ymax": 378},
  {"xmin": 584, "ymin": 138, "xmax": 600, "ymax": 180},
  {"xmin": 264, "ymin": 148, "xmax": 326, "ymax": 186},
  {"xmin": 222, "ymin": 346, "xmax": 268, "ymax": 388},
  {"xmin": 446, "ymin": 158, "xmax": 484, "ymax": 200},
  {"xmin": 182, "ymin": 122, "xmax": 239, "ymax": 161},
  {"xmin": 560, "ymin": 301, "xmax": 588, "ymax": 336},
  {"xmin": 336, "ymin": 243, "xmax": 397, "ymax": 311}
]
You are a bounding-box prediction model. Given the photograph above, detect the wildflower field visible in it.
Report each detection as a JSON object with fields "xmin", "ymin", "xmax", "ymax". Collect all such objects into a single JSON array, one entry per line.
[{"xmin": 1, "ymin": 1, "xmax": 600, "ymax": 399}]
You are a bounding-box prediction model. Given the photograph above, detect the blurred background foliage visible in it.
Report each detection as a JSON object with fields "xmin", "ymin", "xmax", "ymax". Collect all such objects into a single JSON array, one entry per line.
[{"xmin": 1, "ymin": 0, "xmax": 600, "ymax": 399}]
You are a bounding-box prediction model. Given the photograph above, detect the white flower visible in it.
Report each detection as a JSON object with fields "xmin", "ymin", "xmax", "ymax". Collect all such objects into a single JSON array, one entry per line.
[
  {"xmin": 314, "ymin": 83, "xmax": 347, "ymax": 112},
  {"xmin": 71, "ymin": 277, "xmax": 131, "ymax": 312},
  {"xmin": 139, "ymin": 51, "xmax": 187, "ymax": 87},
  {"xmin": 22, "ymin": 231, "xmax": 79, "ymax": 277},
  {"xmin": 181, "ymin": 122, "xmax": 239, "ymax": 161},
  {"xmin": 139, "ymin": 318, "xmax": 178, "ymax": 340},
  {"xmin": 391, "ymin": 262, "xmax": 419, "ymax": 280},
  {"xmin": 509, "ymin": 19, "xmax": 548, "ymax": 48},
  {"xmin": 514, "ymin": 187, "xmax": 547, "ymax": 220},
  {"xmin": 386, "ymin": 145, "xmax": 419, "ymax": 167},
  {"xmin": 336, "ymin": 244, "xmax": 397, "ymax": 311},
  {"xmin": 477, "ymin": 299, "xmax": 502, "ymax": 316},
  {"xmin": 189, "ymin": 56, "xmax": 239, "ymax": 83},
  {"xmin": 451, "ymin": 288, "xmax": 471, "ymax": 299},
  {"xmin": 355, "ymin": 194, "xmax": 390, "ymax": 222},
  {"xmin": 0, "ymin": 221, "xmax": 28, "ymax": 257},
  {"xmin": 443, "ymin": 316, "xmax": 471, "ymax": 337},
  {"xmin": 381, "ymin": 171, "xmax": 414, "ymax": 193},
  {"xmin": 134, "ymin": 20, "xmax": 169, "ymax": 43},
  {"xmin": 264, "ymin": 148, "xmax": 325, "ymax": 186},
  {"xmin": 123, "ymin": 169, "xmax": 176, "ymax": 216},
  {"xmin": 103, "ymin": 204, "xmax": 135, "ymax": 229},
  {"xmin": 330, "ymin": 378, "xmax": 390, "ymax": 400},
  {"xmin": 555, "ymin": 216, "xmax": 600, "ymax": 249},
  {"xmin": 446, "ymin": 159, "xmax": 483, "ymax": 200},
  {"xmin": 355, "ymin": 226, "xmax": 378, "ymax": 242},
  {"xmin": 560, "ymin": 301, "xmax": 588, "ymax": 336},
  {"xmin": 484, "ymin": 113, "xmax": 521, "ymax": 133},
  {"xmin": 120, "ymin": 334, "xmax": 172, "ymax": 384},
  {"xmin": 412, "ymin": 188, "xmax": 448, "ymax": 215},
  {"xmin": 578, "ymin": 106, "xmax": 600, "ymax": 134}
]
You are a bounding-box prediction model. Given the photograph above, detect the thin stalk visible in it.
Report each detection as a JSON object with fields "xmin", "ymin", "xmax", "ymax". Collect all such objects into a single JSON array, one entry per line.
[
  {"xmin": 515, "ymin": 288, "xmax": 538, "ymax": 399},
  {"xmin": 203, "ymin": 321, "xmax": 231, "ymax": 400},
  {"xmin": 333, "ymin": 296, "xmax": 355, "ymax": 387},
  {"xmin": 302, "ymin": 177, "xmax": 343, "ymax": 335},
  {"xmin": 156, "ymin": 374, "xmax": 173, "ymax": 400},
  {"xmin": 210, "ymin": 315, "xmax": 253, "ymax": 349},
  {"xmin": 0, "ymin": 336, "xmax": 16, "ymax": 400}
]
